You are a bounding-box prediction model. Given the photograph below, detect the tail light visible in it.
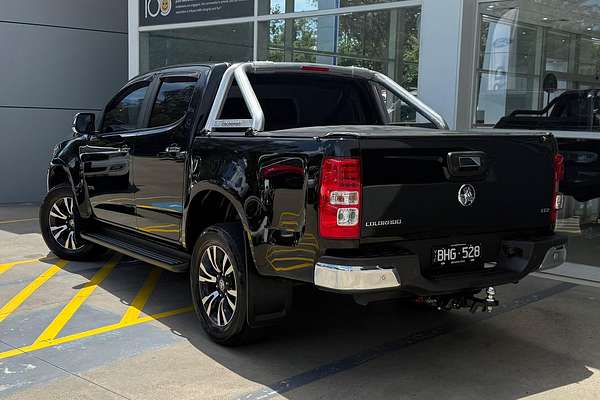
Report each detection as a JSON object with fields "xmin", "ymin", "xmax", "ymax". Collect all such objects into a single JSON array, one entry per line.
[
  {"xmin": 319, "ymin": 157, "xmax": 361, "ymax": 239},
  {"xmin": 550, "ymin": 153, "xmax": 565, "ymax": 225}
]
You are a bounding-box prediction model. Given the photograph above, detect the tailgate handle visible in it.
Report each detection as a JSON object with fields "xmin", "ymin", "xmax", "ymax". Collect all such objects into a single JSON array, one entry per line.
[{"xmin": 447, "ymin": 151, "xmax": 488, "ymax": 177}]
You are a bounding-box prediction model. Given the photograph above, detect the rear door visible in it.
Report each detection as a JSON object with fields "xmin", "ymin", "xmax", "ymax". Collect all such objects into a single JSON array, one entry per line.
[
  {"xmin": 81, "ymin": 80, "xmax": 152, "ymax": 228},
  {"xmin": 132, "ymin": 71, "xmax": 205, "ymax": 241}
]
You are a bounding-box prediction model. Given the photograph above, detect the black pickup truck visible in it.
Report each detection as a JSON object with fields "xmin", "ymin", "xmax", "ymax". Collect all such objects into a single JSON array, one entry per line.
[{"xmin": 41, "ymin": 62, "xmax": 567, "ymax": 344}]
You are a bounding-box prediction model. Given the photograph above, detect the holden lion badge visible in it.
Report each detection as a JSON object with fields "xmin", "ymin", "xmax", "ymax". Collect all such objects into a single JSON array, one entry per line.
[
  {"xmin": 160, "ymin": 0, "xmax": 172, "ymax": 16},
  {"xmin": 458, "ymin": 184, "xmax": 476, "ymax": 207}
]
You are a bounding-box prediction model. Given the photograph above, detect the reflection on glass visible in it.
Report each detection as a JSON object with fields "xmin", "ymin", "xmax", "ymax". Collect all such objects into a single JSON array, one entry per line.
[
  {"xmin": 258, "ymin": 7, "xmax": 420, "ymax": 89},
  {"xmin": 149, "ymin": 78, "xmax": 197, "ymax": 128},
  {"xmin": 479, "ymin": 0, "xmax": 600, "ymax": 270},
  {"xmin": 476, "ymin": 0, "xmax": 600, "ymax": 128},
  {"xmin": 103, "ymin": 84, "xmax": 149, "ymax": 132},
  {"xmin": 372, "ymin": 82, "xmax": 417, "ymax": 123},
  {"xmin": 139, "ymin": 24, "xmax": 253, "ymax": 73},
  {"xmin": 258, "ymin": 0, "xmax": 412, "ymax": 15},
  {"xmin": 545, "ymin": 32, "xmax": 570, "ymax": 73}
]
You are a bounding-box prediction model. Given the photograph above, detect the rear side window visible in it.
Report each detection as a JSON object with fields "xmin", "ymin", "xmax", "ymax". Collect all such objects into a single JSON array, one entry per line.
[
  {"xmin": 372, "ymin": 82, "xmax": 416, "ymax": 124},
  {"xmin": 371, "ymin": 82, "xmax": 436, "ymax": 129},
  {"xmin": 149, "ymin": 77, "xmax": 197, "ymax": 128},
  {"xmin": 102, "ymin": 82, "xmax": 149, "ymax": 133}
]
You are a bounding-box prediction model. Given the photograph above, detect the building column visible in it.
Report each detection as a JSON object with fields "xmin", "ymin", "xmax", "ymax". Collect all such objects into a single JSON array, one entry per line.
[
  {"xmin": 417, "ymin": 0, "xmax": 477, "ymax": 130},
  {"xmin": 128, "ymin": 0, "xmax": 140, "ymax": 78}
]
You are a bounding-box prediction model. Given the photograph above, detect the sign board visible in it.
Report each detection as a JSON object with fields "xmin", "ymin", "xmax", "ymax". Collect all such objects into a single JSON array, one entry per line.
[{"xmin": 139, "ymin": 0, "xmax": 254, "ymax": 27}]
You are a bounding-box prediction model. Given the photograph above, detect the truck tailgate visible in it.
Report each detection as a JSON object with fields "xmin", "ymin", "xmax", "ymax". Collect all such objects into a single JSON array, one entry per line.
[{"xmin": 360, "ymin": 134, "xmax": 555, "ymax": 239}]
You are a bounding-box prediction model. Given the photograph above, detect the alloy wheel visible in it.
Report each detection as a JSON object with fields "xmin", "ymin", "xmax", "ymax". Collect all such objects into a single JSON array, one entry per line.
[
  {"xmin": 198, "ymin": 245, "xmax": 238, "ymax": 327},
  {"xmin": 48, "ymin": 196, "xmax": 83, "ymax": 251}
]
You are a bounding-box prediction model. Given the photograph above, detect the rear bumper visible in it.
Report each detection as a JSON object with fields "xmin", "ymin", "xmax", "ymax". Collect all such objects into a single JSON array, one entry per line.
[{"xmin": 314, "ymin": 235, "xmax": 567, "ymax": 295}]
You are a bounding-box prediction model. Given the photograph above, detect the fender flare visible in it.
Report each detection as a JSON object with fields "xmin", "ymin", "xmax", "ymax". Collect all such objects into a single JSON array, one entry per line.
[
  {"xmin": 47, "ymin": 159, "xmax": 73, "ymax": 191},
  {"xmin": 185, "ymin": 182, "xmax": 259, "ymax": 268},
  {"xmin": 47, "ymin": 159, "xmax": 93, "ymax": 219}
]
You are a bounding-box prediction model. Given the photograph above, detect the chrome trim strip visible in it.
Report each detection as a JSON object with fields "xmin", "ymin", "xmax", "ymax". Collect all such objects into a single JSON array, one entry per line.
[
  {"xmin": 314, "ymin": 262, "xmax": 401, "ymax": 291},
  {"xmin": 539, "ymin": 245, "xmax": 567, "ymax": 271},
  {"xmin": 203, "ymin": 62, "xmax": 449, "ymax": 133}
]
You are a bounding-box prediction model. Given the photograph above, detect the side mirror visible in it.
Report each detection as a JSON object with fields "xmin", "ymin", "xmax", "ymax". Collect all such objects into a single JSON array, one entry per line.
[{"xmin": 72, "ymin": 112, "xmax": 96, "ymax": 136}]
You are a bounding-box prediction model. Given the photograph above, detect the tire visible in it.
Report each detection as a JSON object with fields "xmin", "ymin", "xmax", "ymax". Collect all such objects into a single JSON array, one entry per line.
[
  {"xmin": 190, "ymin": 224, "xmax": 259, "ymax": 345},
  {"xmin": 40, "ymin": 185, "xmax": 99, "ymax": 260}
]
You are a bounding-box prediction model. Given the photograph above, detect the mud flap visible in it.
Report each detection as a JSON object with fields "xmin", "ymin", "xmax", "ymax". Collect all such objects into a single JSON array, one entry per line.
[{"xmin": 239, "ymin": 230, "xmax": 292, "ymax": 328}]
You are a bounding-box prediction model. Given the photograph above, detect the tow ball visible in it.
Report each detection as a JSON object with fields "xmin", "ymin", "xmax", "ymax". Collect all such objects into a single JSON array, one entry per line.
[{"xmin": 418, "ymin": 287, "xmax": 499, "ymax": 313}]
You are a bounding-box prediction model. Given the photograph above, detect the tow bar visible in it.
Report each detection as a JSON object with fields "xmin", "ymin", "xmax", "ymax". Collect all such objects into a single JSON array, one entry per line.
[{"xmin": 418, "ymin": 287, "xmax": 499, "ymax": 313}]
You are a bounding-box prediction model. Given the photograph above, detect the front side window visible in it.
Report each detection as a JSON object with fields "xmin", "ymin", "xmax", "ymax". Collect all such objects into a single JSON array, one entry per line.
[
  {"xmin": 102, "ymin": 83, "xmax": 149, "ymax": 133},
  {"xmin": 149, "ymin": 77, "xmax": 197, "ymax": 128}
]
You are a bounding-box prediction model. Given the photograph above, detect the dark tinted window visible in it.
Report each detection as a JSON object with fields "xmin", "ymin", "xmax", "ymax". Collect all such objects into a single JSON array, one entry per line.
[
  {"xmin": 102, "ymin": 83, "xmax": 149, "ymax": 133},
  {"xmin": 149, "ymin": 77, "xmax": 197, "ymax": 127},
  {"xmin": 221, "ymin": 74, "xmax": 380, "ymax": 131}
]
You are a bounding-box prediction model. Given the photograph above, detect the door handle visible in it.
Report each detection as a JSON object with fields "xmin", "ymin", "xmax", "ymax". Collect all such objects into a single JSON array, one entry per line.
[{"xmin": 447, "ymin": 151, "xmax": 488, "ymax": 178}]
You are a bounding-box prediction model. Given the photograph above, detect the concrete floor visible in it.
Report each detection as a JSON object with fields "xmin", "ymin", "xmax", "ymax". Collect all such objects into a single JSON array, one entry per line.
[{"xmin": 1, "ymin": 205, "xmax": 600, "ymax": 399}]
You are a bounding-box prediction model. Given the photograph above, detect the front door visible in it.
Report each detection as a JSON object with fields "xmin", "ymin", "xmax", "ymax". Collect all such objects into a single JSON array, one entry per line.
[
  {"xmin": 81, "ymin": 80, "xmax": 151, "ymax": 228},
  {"xmin": 132, "ymin": 73, "xmax": 203, "ymax": 241}
]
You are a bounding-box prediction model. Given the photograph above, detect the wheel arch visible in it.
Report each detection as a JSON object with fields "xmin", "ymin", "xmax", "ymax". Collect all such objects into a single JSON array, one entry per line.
[
  {"xmin": 184, "ymin": 184, "xmax": 258, "ymax": 267},
  {"xmin": 47, "ymin": 161, "xmax": 73, "ymax": 191}
]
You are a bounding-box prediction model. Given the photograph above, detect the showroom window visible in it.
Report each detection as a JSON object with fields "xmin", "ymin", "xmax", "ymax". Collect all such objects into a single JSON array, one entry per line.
[
  {"xmin": 257, "ymin": 7, "xmax": 421, "ymax": 90},
  {"xmin": 258, "ymin": 0, "xmax": 412, "ymax": 15},
  {"xmin": 475, "ymin": 0, "xmax": 600, "ymax": 131},
  {"xmin": 475, "ymin": 0, "xmax": 600, "ymax": 270},
  {"xmin": 138, "ymin": 1, "xmax": 421, "ymax": 91},
  {"xmin": 139, "ymin": 24, "xmax": 254, "ymax": 72}
]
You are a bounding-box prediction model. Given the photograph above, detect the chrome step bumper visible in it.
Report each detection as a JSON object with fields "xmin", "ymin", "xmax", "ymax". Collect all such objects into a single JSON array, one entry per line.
[
  {"xmin": 313, "ymin": 235, "xmax": 567, "ymax": 294},
  {"xmin": 539, "ymin": 244, "xmax": 567, "ymax": 271},
  {"xmin": 314, "ymin": 263, "xmax": 401, "ymax": 292}
]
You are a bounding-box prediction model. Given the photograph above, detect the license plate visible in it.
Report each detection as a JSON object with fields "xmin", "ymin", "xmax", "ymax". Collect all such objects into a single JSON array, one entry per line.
[{"xmin": 432, "ymin": 243, "xmax": 482, "ymax": 267}]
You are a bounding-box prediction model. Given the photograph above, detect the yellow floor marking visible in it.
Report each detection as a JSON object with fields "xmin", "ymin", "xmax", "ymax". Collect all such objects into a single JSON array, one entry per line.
[
  {"xmin": 137, "ymin": 204, "xmax": 181, "ymax": 213},
  {"xmin": 0, "ymin": 260, "xmax": 67, "ymax": 323},
  {"xmin": 141, "ymin": 228, "xmax": 179, "ymax": 233},
  {"xmin": 34, "ymin": 254, "xmax": 120, "ymax": 344},
  {"xmin": 120, "ymin": 267, "xmax": 162, "ymax": 324},
  {"xmin": 139, "ymin": 224, "xmax": 178, "ymax": 230},
  {"xmin": 0, "ymin": 217, "xmax": 39, "ymax": 225},
  {"xmin": 0, "ymin": 306, "xmax": 193, "ymax": 361},
  {"xmin": 269, "ymin": 262, "xmax": 314, "ymax": 271},
  {"xmin": 0, "ymin": 257, "xmax": 57, "ymax": 277},
  {"xmin": 271, "ymin": 256, "xmax": 314, "ymax": 263}
]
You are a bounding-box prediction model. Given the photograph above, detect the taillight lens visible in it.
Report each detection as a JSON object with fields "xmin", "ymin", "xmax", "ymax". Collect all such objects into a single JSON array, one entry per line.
[
  {"xmin": 550, "ymin": 153, "xmax": 565, "ymax": 225},
  {"xmin": 319, "ymin": 158, "xmax": 361, "ymax": 239}
]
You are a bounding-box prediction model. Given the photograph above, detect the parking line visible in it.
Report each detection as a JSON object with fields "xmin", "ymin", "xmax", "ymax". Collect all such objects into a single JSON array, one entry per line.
[
  {"xmin": 0, "ymin": 259, "xmax": 68, "ymax": 323},
  {"xmin": 120, "ymin": 267, "xmax": 162, "ymax": 323},
  {"xmin": 34, "ymin": 254, "xmax": 121, "ymax": 344},
  {"xmin": 0, "ymin": 217, "xmax": 38, "ymax": 224},
  {"xmin": 0, "ymin": 256, "xmax": 57, "ymax": 277},
  {"xmin": 0, "ymin": 305, "xmax": 193, "ymax": 360}
]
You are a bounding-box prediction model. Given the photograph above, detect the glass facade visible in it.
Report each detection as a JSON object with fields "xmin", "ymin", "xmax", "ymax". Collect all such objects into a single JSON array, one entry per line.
[
  {"xmin": 138, "ymin": 1, "xmax": 420, "ymax": 89},
  {"xmin": 475, "ymin": 0, "xmax": 600, "ymax": 128},
  {"xmin": 258, "ymin": 0, "xmax": 401, "ymax": 15},
  {"xmin": 139, "ymin": 23, "xmax": 253, "ymax": 72},
  {"xmin": 136, "ymin": 0, "xmax": 600, "ymax": 272},
  {"xmin": 476, "ymin": 0, "xmax": 600, "ymax": 271},
  {"xmin": 257, "ymin": 8, "xmax": 420, "ymax": 88}
]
